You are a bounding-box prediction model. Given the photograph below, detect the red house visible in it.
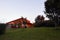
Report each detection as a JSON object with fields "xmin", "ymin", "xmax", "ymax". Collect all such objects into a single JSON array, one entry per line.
[{"xmin": 6, "ymin": 17, "xmax": 33, "ymax": 28}]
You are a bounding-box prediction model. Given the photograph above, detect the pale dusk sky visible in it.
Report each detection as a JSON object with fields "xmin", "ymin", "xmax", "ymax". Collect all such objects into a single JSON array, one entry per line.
[{"xmin": 0, "ymin": 0, "xmax": 48, "ymax": 23}]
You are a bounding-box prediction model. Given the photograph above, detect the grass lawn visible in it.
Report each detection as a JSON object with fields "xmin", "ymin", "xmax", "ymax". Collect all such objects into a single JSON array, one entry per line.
[{"xmin": 0, "ymin": 27, "xmax": 60, "ymax": 40}]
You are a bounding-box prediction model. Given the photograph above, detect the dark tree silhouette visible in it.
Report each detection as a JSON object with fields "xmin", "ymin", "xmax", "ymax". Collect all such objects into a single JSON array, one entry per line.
[
  {"xmin": 44, "ymin": 0, "xmax": 60, "ymax": 26},
  {"xmin": 34, "ymin": 15, "xmax": 45, "ymax": 27}
]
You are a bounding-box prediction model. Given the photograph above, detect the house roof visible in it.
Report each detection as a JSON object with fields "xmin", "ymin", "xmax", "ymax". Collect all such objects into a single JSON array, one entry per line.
[{"xmin": 6, "ymin": 17, "xmax": 31, "ymax": 24}]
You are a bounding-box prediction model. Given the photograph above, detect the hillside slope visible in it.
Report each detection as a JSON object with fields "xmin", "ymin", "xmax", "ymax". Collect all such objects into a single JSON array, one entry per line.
[{"xmin": 0, "ymin": 27, "xmax": 60, "ymax": 40}]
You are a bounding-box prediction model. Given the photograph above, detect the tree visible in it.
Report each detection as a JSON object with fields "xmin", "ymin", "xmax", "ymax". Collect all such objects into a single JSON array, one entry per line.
[
  {"xmin": 44, "ymin": 0, "xmax": 60, "ymax": 26},
  {"xmin": 34, "ymin": 15, "xmax": 45, "ymax": 27}
]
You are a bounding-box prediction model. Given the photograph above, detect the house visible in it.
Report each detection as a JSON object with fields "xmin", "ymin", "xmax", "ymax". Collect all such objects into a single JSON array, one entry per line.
[{"xmin": 6, "ymin": 17, "xmax": 33, "ymax": 28}]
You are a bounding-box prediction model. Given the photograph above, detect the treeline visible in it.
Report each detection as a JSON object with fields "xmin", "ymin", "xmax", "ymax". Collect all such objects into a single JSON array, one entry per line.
[
  {"xmin": 34, "ymin": 20, "xmax": 55, "ymax": 27},
  {"xmin": 33, "ymin": 15, "xmax": 60, "ymax": 27}
]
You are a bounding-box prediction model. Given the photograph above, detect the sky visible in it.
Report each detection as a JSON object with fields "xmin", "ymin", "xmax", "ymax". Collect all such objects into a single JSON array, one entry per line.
[{"xmin": 0, "ymin": 0, "xmax": 48, "ymax": 23}]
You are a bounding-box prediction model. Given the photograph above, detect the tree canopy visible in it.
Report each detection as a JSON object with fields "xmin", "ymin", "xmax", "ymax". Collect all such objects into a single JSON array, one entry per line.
[
  {"xmin": 44, "ymin": 0, "xmax": 60, "ymax": 26},
  {"xmin": 45, "ymin": 0, "xmax": 60, "ymax": 17}
]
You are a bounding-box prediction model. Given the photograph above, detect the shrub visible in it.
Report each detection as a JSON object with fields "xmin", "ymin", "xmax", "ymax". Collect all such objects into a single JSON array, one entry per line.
[{"xmin": 0, "ymin": 23, "xmax": 6, "ymax": 35}]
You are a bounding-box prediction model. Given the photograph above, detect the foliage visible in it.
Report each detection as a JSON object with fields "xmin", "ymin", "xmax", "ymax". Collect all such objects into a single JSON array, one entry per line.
[
  {"xmin": 45, "ymin": 0, "xmax": 60, "ymax": 15},
  {"xmin": 34, "ymin": 15, "xmax": 45, "ymax": 27},
  {"xmin": 44, "ymin": 0, "xmax": 60, "ymax": 26},
  {"xmin": 34, "ymin": 20, "xmax": 55, "ymax": 27}
]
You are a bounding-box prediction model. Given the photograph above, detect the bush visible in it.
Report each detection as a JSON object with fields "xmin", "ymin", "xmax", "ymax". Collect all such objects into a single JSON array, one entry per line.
[
  {"xmin": 34, "ymin": 20, "xmax": 55, "ymax": 27},
  {"xmin": 0, "ymin": 23, "xmax": 6, "ymax": 35}
]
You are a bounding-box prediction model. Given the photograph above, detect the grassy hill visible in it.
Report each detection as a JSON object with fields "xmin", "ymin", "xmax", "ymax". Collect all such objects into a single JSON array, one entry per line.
[{"xmin": 0, "ymin": 27, "xmax": 60, "ymax": 40}]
